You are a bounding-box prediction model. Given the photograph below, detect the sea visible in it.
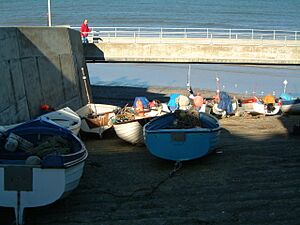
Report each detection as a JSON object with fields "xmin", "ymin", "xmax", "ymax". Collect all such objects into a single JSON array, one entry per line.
[{"xmin": 1, "ymin": 0, "xmax": 300, "ymax": 96}]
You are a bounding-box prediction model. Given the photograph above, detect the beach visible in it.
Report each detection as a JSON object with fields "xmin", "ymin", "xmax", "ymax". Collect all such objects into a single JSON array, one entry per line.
[{"xmin": 1, "ymin": 85, "xmax": 299, "ymax": 225}]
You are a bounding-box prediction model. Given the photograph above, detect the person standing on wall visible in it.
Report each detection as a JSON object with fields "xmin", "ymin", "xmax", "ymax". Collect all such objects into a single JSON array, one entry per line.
[{"xmin": 80, "ymin": 19, "xmax": 91, "ymax": 43}]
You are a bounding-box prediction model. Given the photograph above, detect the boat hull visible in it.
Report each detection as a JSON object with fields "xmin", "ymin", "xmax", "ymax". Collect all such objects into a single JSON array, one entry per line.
[
  {"xmin": 144, "ymin": 112, "xmax": 221, "ymax": 161},
  {"xmin": 0, "ymin": 161, "xmax": 85, "ymax": 225},
  {"xmin": 242, "ymin": 102, "xmax": 281, "ymax": 116},
  {"xmin": 113, "ymin": 117, "xmax": 153, "ymax": 145}
]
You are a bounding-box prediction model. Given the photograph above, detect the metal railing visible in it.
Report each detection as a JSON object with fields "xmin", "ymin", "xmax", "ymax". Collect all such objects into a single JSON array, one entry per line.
[{"xmin": 72, "ymin": 26, "xmax": 300, "ymax": 42}]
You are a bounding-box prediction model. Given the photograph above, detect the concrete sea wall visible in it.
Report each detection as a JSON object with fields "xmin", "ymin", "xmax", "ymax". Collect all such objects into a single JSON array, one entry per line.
[
  {"xmin": 0, "ymin": 27, "xmax": 89, "ymax": 125},
  {"xmin": 85, "ymin": 38, "xmax": 300, "ymax": 64}
]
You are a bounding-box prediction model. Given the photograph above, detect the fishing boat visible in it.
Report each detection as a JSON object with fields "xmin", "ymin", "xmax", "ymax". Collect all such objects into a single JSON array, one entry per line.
[
  {"xmin": 76, "ymin": 103, "xmax": 119, "ymax": 137},
  {"xmin": 279, "ymin": 93, "xmax": 300, "ymax": 114},
  {"xmin": 143, "ymin": 110, "xmax": 221, "ymax": 161},
  {"xmin": 39, "ymin": 107, "xmax": 81, "ymax": 136},
  {"xmin": 241, "ymin": 96, "xmax": 281, "ymax": 116},
  {"xmin": 0, "ymin": 118, "xmax": 88, "ymax": 225},
  {"xmin": 112, "ymin": 97, "xmax": 166, "ymax": 145}
]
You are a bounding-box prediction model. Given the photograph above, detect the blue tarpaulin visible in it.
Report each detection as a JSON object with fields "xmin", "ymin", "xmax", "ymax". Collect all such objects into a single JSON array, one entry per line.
[
  {"xmin": 133, "ymin": 97, "xmax": 150, "ymax": 108},
  {"xmin": 280, "ymin": 93, "xmax": 300, "ymax": 101},
  {"xmin": 167, "ymin": 93, "xmax": 180, "ymax": 111},
  {"xmin": 218, "ymin": 91, "xmax": 233, "ymax": 114}
]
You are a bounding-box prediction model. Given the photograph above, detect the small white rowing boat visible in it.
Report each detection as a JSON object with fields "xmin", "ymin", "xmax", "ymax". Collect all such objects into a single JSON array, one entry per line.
[
  {"xmin": 39, "ymin": 107, "xmax": 81, "ymax": 135},
  {"xmin": 76, "ymin": 103, "xmax": 119, "ymax": 137}
]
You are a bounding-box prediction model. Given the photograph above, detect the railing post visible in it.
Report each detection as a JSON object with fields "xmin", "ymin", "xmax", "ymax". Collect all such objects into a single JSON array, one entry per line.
[
  {"xmin": 251, "ymin": 29, "xmax": 254, "ymax": 39},
  {"xmin": 295, "ymin": 31, "xmax": 297, "ymax": 40},
  {"xmin": 207, "ymin": 28, "xmax": 209, "ymax": 38},
  {"xmin": 134, "ymin": 31, "xmax": 136, "ymax": 43},
  {"xmin": 273, "ymin": 30, "xmax": 276, "ymax": 40},
  {"xmin": 114, "ymin": 27, "xmax": 117, "ymax": 38},
  {"xmin": 184, "ymin": 28, "xmax": 187, "ymax": 38},
  {"xmin": 285, "ymin": 36, "xmax": 287, "ymax": 46},
  {"xmin": 160, "ymin": 28, "xmax": 163, "ymax": 39},
  {"xmin": 229, "ymin": 29, "xmax": 231, "ymax": 39}
]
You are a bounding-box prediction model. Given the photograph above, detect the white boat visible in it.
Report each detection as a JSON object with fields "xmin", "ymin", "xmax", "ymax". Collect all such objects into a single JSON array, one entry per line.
[
  {"xmin": 0, "ymin": 107, "xmax": 81, "ymax": 136},
  {"xmin": 0, "ymin": 118, "xmax": 88, "ymax": 225},
  {"xmin": 242, "ymin": 96, "xmax": 281, "ymax": 116},
  {"xmin": 76, "ymin": 103, "xmax": 119, "ymax": 137},
  {"xmin": 39, "ymin": 107, "xmax": 81, "ymax": 136},
  {"xmin": 112, "ymin": 108, "xmax": 165, "ymax": 145}
]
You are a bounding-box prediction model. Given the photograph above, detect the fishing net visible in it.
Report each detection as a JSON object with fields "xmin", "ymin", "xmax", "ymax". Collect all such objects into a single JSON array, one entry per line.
[
  {"xmin": 27, "ymin": 136, "xmax": 72, "ymax": 158},
  {"xmin": 112, "ymin": 106, "xmax": 136, "ymax": 124},
  {"xmin": 172, "ymin": 109, "xmax": 202, "ymax": 129}
]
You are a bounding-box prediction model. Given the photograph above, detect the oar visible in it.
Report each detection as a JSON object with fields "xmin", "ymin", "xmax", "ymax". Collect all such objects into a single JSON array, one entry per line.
[
  {"xmin": 81, "ymin": 67, "xmax": 91, "ymax": 105},
  {"xmin": 81, "ymin": 67, "xmax": 98, "ymax": 116}
]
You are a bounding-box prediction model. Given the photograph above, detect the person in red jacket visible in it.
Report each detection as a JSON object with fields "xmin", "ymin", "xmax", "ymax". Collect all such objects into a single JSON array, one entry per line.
[{"xmin": 80, "ymin": 19, "xmax": 91, "ymax": 43}]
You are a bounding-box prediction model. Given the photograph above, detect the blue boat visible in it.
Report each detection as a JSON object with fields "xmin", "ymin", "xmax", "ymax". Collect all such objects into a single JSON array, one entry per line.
[
  {"xmin": 280, "ymin": 93, "xmax": 300, "ymax": 114},
  {"xmin": 143, "ymin": 110, "xmax": 221, "ymax": 161},
  {"xmin": 0, "ymin": 118, "xmax": 88, "ymax": 225}
]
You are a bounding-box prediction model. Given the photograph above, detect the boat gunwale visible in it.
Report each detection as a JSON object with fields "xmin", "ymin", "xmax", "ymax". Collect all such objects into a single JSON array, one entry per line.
[
  {"xmin": 145, "ymin": 126, "xmax": 221, "ymax": 133},
  {"xmin": 112, "ymin": 116, "xmax": 156, "ymax": 125}
]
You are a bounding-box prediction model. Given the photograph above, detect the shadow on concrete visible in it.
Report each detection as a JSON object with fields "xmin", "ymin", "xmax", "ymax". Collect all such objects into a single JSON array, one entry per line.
[{"xmin": 84, "ymin": 43, "xmax": 105, "ymax": 63}]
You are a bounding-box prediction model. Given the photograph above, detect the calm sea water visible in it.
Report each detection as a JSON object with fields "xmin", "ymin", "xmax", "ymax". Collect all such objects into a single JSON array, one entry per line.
[{"xmin": 1, "ymin": 0, "xmax": 300, "ymax": 95}]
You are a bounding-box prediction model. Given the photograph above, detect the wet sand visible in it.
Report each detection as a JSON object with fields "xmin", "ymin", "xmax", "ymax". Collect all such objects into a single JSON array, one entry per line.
[{"xmin": 1, "ymin": 85, "xmax": 300, "ymax": 225}]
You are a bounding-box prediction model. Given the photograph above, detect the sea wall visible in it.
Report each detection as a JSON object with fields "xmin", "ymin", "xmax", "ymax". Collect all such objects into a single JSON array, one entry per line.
[
  {"xmin": 0, "ymin": 27, "xmax": 89, "ymax": 125},
  {"xmin": 85, "ymin": 38, "xmax": 300, "ymax": 64}
]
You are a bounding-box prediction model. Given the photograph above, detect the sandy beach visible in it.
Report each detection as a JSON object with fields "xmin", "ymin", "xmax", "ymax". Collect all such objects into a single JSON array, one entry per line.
[{"xmin": 1, "ymin": 85, "xmax": 300, "ymax": 225}]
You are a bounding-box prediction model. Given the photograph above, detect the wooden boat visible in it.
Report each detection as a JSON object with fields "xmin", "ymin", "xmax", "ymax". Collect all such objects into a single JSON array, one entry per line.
[
  {"xmin": 39, "ymin": 107, "xmax": 81, "ymax": 136},
  {"xmin": 112, "ymin": 108, "xmax": 164, "ymax": 145},
  {"xmin": 76, "ymin": 103, "xmax": 119, "ymax": 137},
  {"xmin": 241, "ymin": 96, "xmax": 281, "ymax": 116},
  {"xmin": 279, "ymin": 93, "xmax": 300, "ymax": 114},
  {"xmin": 143, "ymin": 110, "xmax": 221, "ymax": 161},
  {"xmin": 0, "ymin": 118, "xmax": 87, "ymax": 225}
]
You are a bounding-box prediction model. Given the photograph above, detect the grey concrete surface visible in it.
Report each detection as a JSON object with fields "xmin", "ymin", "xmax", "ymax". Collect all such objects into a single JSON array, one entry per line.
[
  {"xmin": 0, "ymin": 27, "xmax": 89, "ymax": 125},
  {"xmin": 84, "ymin": 37, "xmax": 300, "ymax": 64}
]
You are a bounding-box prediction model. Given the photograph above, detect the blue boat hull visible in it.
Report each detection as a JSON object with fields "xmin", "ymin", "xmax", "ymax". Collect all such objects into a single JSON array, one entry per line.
[
  {"xmin": 281, "ymin": 99, "xmax": 300, "ymax": 114},
  {"xmin": 144, "ymin": 112, "xmax": 221, "ymax": 161}
]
